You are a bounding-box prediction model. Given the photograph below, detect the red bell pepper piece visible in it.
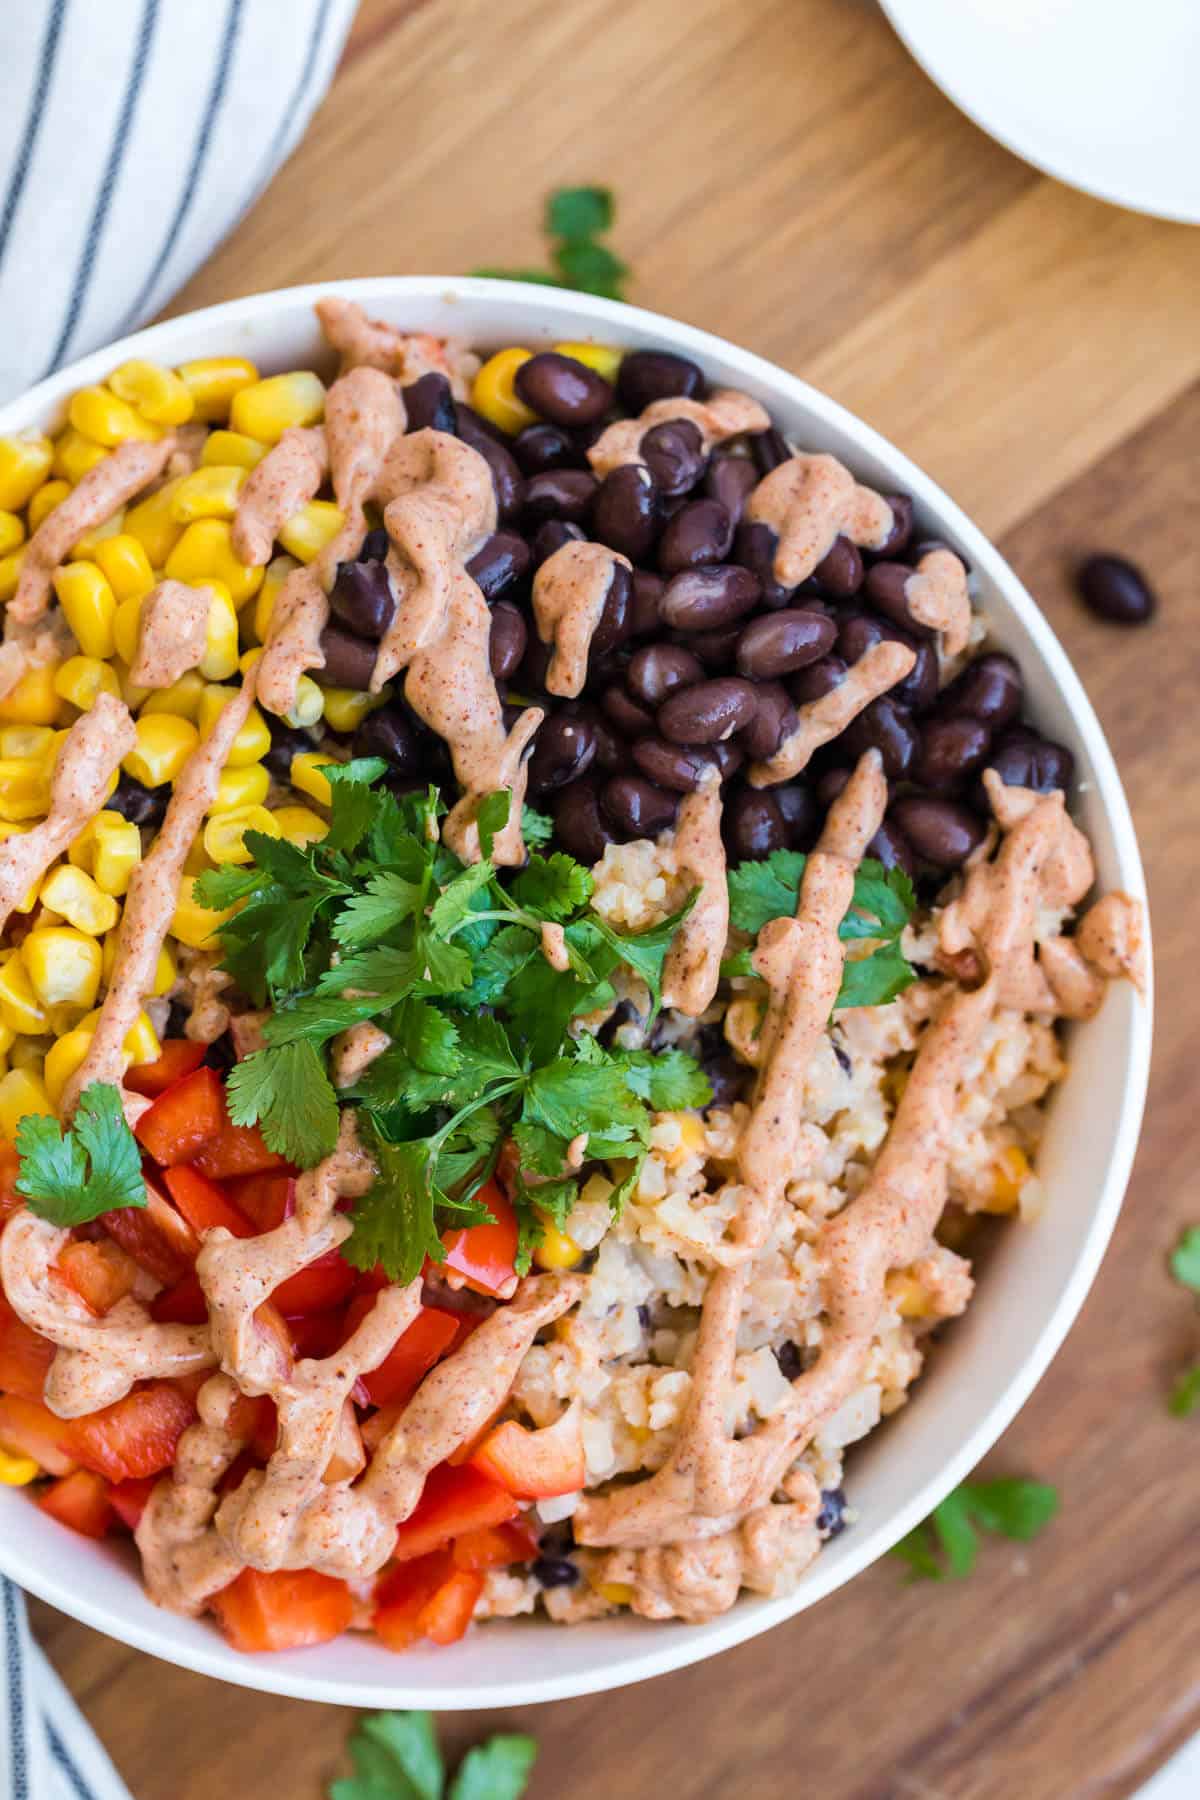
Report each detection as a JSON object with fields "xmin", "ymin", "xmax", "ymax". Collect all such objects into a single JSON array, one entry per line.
[
  {"xmin": 0, "ymin": 1143, "xmax": 22, "ymax": 1226},
  {"xmin": 470, "ymin": 1402, "xmax": 585, "ymax": 1499},
  {"xmin": 352, "ymin": 1302, "xmax": 459, "ymax": 1409},
  {"xmin": 38, "ymin": 1469, "xmax": 113, "ymax": 1538},
  {"xmin": 65, "ymin": 1382, "xmax": 196, "ymax": 1483},
  {"xmin": 149, "ymin": 1275, "xmax": 207, "ymax": 1325},
  {"xmin": 273, "ymin": 1249, "xmax": 356, "ymax": 1317},
  {"xmin": 226, "ymin": 1172, "xmax": 296, "ymax": 1234},
  {"xmin": 0, "ymin": 1394, "xmax": 77, "ymax": 1475},
  {"xmin": 163, "ymin": 1165, "xmax": 255, "ymax": 1240},
  {"xmin": 373, "ymin": 1552, "xmax": 453, "ymax": 1652},
  {"xmin": 420, "ymin": 1567, "xmax": 484, "ymax": 1645},
  {"xmin": 134, "ymin": 1065, "xmax": 226, "ymax": 1167},
  {"xmin": 225, "ymin": 1391, "xmax": 279, "ymax": 1462},
  {"xmin": 392, "ymin": 1462, "xmax": 518, "ymax": 1562},
  {"xmin": 0, "ymin": 1293, "xmax": 55, "ymax": 1401},
  {"xmin": 438, "ymin": 1181, "xmax": 518, "ymax": 1298},
  {"xmin": 53, "ymin": 1239, "xmax": 138, "ymax": 1315},
  {"xmin": 451, "ymin": 1517, "xmax": 539, "ymax": 1571},
  {"xmin": 193, "ymin": 1120, "xmax": 289, "ymax": 1183},
  {"xmin": 285, "ymin": 1311, "xmax": 345, "ymax": 1360},
  {"xmin": 125, "ymin": 1039, "xmax": 207, "ymax": 1099},
  {"xmin": 100, "ymin": 1178, "xmax": 199, "ymax": 1286},
  {"xmin": 108, "ymin": 1474, "xmax": 159, "ymax": 1532},
  {"xmin": 212, "ymin": 1568, "xmax": 354, "ymax": 1653}
]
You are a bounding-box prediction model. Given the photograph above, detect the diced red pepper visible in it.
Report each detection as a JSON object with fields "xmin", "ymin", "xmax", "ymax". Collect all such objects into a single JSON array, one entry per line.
[
  {"xmin": 193, "ymin": 1119, "xmax": 289, "ymax": 1183},
  {"xmin": 134, "ymin": 1065, "xmax": 227, "ymax": 1168},
  {"xmin": 212, "ymin": 1568, "xmax": 354, "ymax": 1653},
  {"xmin": 420, "ymin": 1566, "xmax": 484, "ymax": 1644},
  {"xmin": 353, "ymin": 1262, "xmax": 389, "ymax": 1295},
  {"xmin": 53, "ymin": 1239, "xmax": 138, "ymax": 1315},
  {"xmin": 108, "ymin": 1474, "xmax": 159, "ymax": 1532},
  {"xmin": 349, "ymin": 1302, "xmax": 458, "ymax": 1410},
  {"xmin": 392, "ymin": 1462, "xmax": 518, "ymax": 1563},
  {"xmin": 65, "ymin": 1382, "xmax": 196, "ymax": 1483},
  {"xmin": 447, "ymin": 1395, "xmax": 507, "ymax": 1467},
  {"xmin": 227, "ymin": 1172, "xmax": 296, "ymax": 1234},
  {"xmin": 286, "ymin": 1311, "xmax": 345, "ymax": 1360},
  {"xmin": 163, "ymin": 1165, "xmax": 255, "ymax": 1240},
  {"xmin": 0, "ymin": 1143, "xmax": 22, "ymax": 1226},
  {"xmin": 0, "ymin": 1293, "xmax": 55, "ymax": 1401},
  {"xmin": 38, "ymin": 1469, "xmax": 113, "ymax": 1538},
  {"xmin": 125, "ymin": 1039, "xmax": 207, "ymax": 1099},
  {"xmin": 273, "ymin": 1249, "xmax": 356, "ymax": 1317},
  {"xmin": 0, "ymin": 1394, "xmax": 77, "ymax": 1475},
  {"xmin": 252, "ymin": 1303, "xmax": 294, "ymax": 1384},
  {"xmin": 225, "ymin": 1391, "xmax": 279, "ymax": 1462},
  {"xmin": 373, "ymin": 1552, "xmax": 453, "ymax": 1652},
  {"xmin": 101, "ymin": 1179, "xmax": 199, "ymax": 1286},
  {"xmin": 438, "ymin": 1182, "xmax": 518, "ymax": 1298},
  {"xmin": 470, "ymin": 1403, "xmax": 585, "ymax": 1500},
  {"xmin": 451, "ymin": 1517, "xmax": 539, "ymax": 1571},
  {"xmin": 149, "ymin": 1275, "xmax": 208, "ymax": 1325}
]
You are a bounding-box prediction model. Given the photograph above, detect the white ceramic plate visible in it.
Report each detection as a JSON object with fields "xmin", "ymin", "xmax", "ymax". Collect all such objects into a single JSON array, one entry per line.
[
  {"xmin": 880, "ymin": 0, "xmax": 1200, "ymax": 224},
  {"xmin": 0, "ymin": 279, "xmax": 1153, "ymax": 1707}
]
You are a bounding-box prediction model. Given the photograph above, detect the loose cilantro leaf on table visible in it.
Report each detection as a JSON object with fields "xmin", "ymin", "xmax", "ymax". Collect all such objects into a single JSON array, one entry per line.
[
  {"xmin": 1167, "ymin": 1227, "xmax": 1200, "ymax": 1416},
  {"xmin": 546, "ymin": 185, "xmax": 613, "ymax": 240},
  {"xmin": 330, "ymin": 1710, "xmax": 536, "ymax": 1800},
  {"xmin": 1169, "ymin": 1366, "xmax": 1200, "ymax": 1418},
  {"xmin": 470, "ymin": 183, "xmax": 630, "ymax": 300},
  {"xmin": 890, "ymin": 1478, "xmax": 1059, "ymax": 1581},
  {"xmin": 15, "ymin": 1083, "xmax": 145, "ymax": 1226}
]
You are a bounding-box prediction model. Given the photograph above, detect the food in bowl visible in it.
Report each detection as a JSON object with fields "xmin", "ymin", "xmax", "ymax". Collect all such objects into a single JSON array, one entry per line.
[{"xmin": 0, "ymin": 299, "xmax": 1145, "ymax": 1657}]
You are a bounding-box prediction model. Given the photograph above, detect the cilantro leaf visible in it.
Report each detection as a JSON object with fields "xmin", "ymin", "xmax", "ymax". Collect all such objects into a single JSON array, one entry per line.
[
  {"xmin": 890, "ymin": 1477, "xmax": 1058, "ymax": 1580},
  {"xmin": 513, "ymin": 1117, "xmax": 569, "ymax": 1177},
  {"xmin": 836, "ymin": 939, "xmax": 917, "ymax": 1011},
  {"xmin": 192, "ymin": 865, "xmax": 269, "ymax": 910},
  {"xmin": 475, "ymin": 789, "xmax": 511, "ymax": 860},
  {"xmin": 618, "ymin": 1048, "xmax": 712, "ymax": 1112},
  {"xmin": 429, "ymin": 860, "xmax": 495, "ymax": 936},
  {"xmin": 330, "ymin": 1710, "xmax": 444, "ymax": 1800},
  {"xmin": 727, "ymin": 850, "xmax": 808, "ymax": 935},
  {"xmin": 1169, "ymin": 1365, "xmax": 1200, "ymax": 1417},
  {"xmin": 225, "ymin": 1041, "xmax": 340, "ymax": 1168},
  {"xmin": 553, "ymin": 238, "xmax": 628, "ymax": 299},
  {"xmin": 965, "ymin": 1479, "xmax": 1059, "ymax": 1541},
  {"xmin": 391, "ymin": 998, "xmax": 461, "ymax": 1075},
  {"xmin": 524, "ymin": 1056, "xmax": 645, "ymax": 1146},
  {"xmin": 511, "ymin": 852, "xmax": 593, "ymax": 921},
  {"xmin": 344, "ymin": 1129, "xmax": 448, "ymax": 1284},
  {"xmin": 929, "ymin": 1487, "xmax": 978, "ymax": 1578},
  {"xmin": 265, "ymin": 994, "xmax": 389, "ymax": 1047},
  {"xmin": 842, "ymin": 860, "xmax": 918, "ymax": 940},
  {"xmin": 546, "ymin": 185, "xmax": 613, "ymax": 240},
  {"xmin": 332, "ymin": 871, "xmax": 425, "ymax": 949},
  {"xmin": 521, "ymin": 804, "xmax": 554, "ymax": 848},
  {"xmin": 890, "ymin": 1523, "xmax": 945, "ymax": 1582},
  {"xmin": 1170, "ymin": 1227, "xmax": 1200, "ymax": 1292},
  {"xmin": 450, "ymin": 922, "xmax": 537, "ymax": 1008},
  {"xmin": 592, "ymin": 898, "xmax": 697, "ymax": 1015},
  {"xmin": 16, "ymin": 1083, "xmax": 145, "ymax": 1226},
  {"xmin": 448, "ymin": 1734, "xmax": 537, "ymax": 1800}
]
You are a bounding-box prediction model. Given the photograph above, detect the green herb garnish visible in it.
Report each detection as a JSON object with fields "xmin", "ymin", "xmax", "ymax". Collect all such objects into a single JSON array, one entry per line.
[
  {"xmin": 472, "ymin": 184, "xmax": 629, "ymax": 300},
  {"xmin": 890, "ymin": 1478, "xmax": 1059, "ymax": 1581},
  {"xmin": 722, "ymin": 849, "xmax": 917, "ymax": 1010},
  {"xmin": 330, "ymin": 1710, "xmax": 536, "ymax": 1800},
  {"xmin": 1167, "ymin": 1227, "xmax": 1200, "ymax": 1415},
  {"xmin": 15, "ymin": 1082, "xmax": 146, "ymax": 1226}
]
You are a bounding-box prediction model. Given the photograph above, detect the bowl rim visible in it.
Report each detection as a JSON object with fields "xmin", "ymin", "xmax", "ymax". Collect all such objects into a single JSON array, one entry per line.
[{"xmin": 0, "ymin": 276, "xmax": 1153, "ymax": 1707}]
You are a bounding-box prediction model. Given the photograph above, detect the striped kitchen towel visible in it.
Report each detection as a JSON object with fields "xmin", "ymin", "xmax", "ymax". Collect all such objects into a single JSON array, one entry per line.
[
  {"xmin": 0, "ymin": 0, "xmax": 359, "ymax": 402},
  {"xmin": 3, "ymin": 1579, "xmax": 132, "ymax": 1800}
]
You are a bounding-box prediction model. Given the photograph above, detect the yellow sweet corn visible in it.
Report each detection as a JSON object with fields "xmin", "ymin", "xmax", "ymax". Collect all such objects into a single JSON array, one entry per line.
[
  {"xmin": 594, "ymin": 1582, "xmax": 635, "ymax": 1608},
  {"xmin": 70, "ymin": 509, "xmax": 124, "ymax": 560},
  {"xmin": 0, "ymin": 1065, "xmax": 54, "ymax": 1142},
  {"xmin": 210, "ymin": 762, "xmax": 269, "ymax": 813},
  {"xmin": 139, "ymin": 669, "xmax": 206, "ymax": 722},
  {"xmin": 319, "ymin": 685, "xmax": 382, "ymax": 734},
  {"xmin": 52, "ymin": 561, "xmax": 117, "ymax": 659},
  {"xmin": 472, "ymin": 348, "xmax": 536, "ymax": 434},
  {"xmin": 0, "ymin": 757, "xmax": 50, "ymax": 821},
  {"xmin": 108, "ymin": 359, "xmax": 195, "ymax": 427},
  {"xmin": 99, "ymin": 932, "xmax": 173, "ymax": 995},
  {"xmin": 124, "ymin": 713, "xmax": 199, "ymax": 786},
  {"xmin": 272, "ymin": 804, "xmax": 327, "ymax": 848},
  {"xmin": 286, "ymin": 675, "xmax": 325, "ymax": 729},
  {"xmin": 170, "ymin": 873, "xmax": 230, "ymax": 948},
  {"xmin": 201, "ymin": 429, "xmax": 269, "ymax": 471},
  {"xmin": 0, "ymin": 432, "xmax": 53, "ymax": 510},
  {"xmin": 0, "ymin": 726, "xmax": 54, "ymax": 761},
  {"xmin": 238, "ymin": 647, "xmax": 262, "ymax": 677},
  {"xmin": 43, "ymin": 1027, "xmax": 93, "ymax": 1108},
  {"xmin": 251, "ymin": 553, "xmax": 298, "ymax": 641},
  {"xmin": 0, "ymin": 1020, "xmax": 14, "ymax": 1059},
  {"xmin": 289, "ymin": 751, "xmax": 334, "ymax": 807},
  {"xmin": 27, "ymin": 478, "xmax": 70, "ymax": 532},
  {"xmin": 113, "ymin": 661, "xmax": 151, "ymax": 714},
  {"xmin": 112, "ymin": 594, "xmax": 144, "ymax": 668},
  {"xmin": 278, "ymin": 499, "xmax": 345, "ymax": 564},
  {"xmin": 92, "ymin": 532, "xmax": 155, "ymax": 602},
  {"xmin": 91, "ymin": 815, "xmax": 142, "ymax": 897},
  {"xmin": 170, "ymin": 464, "xmax": 246, "ymax": 523},
  {"xmin": 0, "ymin": 511, "xmax": 25, "ymax": 557},
  {"xmin": 182, "ymin": 834, "xmax": 211, "ymax": 878},
  {"xmin": 553, "ymin": 340, "xmax": 623, "ymax": 382},
  {"xmin": 0, "ymin": 661, "xmax": 63, "ymax": 728},
  {"xmin": 68, "ymin": 385, "xmax": 160, "ymax": 446},
  {"xmin": 23, "ymin": 927, "xmax": 103, "ymax": 1008},
  {"xmin": 983, "ymin": 1144, "xmax": 1031, "ymax": 1215},
  {"xmin": 230, "ymin": 370, "xmax": 325, "ymax": 443},
  {"xmin": 8, "ymin": 1035, "xmax": 49, "ymax": 1073},
  {"xmin": 197, "ymin": 582, "xmax": 240, "ymax": 682},
  {"xmin": 52, "ymin": 428, "xmax": 109, "ymax": 485},
  {"xmin": 0, "ymin": 549, "xmax": 26, "ymax": 603},
  {"xmin": 0, "ymin": 1447, "xmax": 40, "ymax": 1486},
  {"xmin": 54, "ymin": 655, "xmax": 121, "ymax": 713},
  {"xmin": 165, "ymin": 518, "xmax": 262, "ymax": 604},
  {"xmin": 197, "ymin": 685, "xmax": 270, "ymax": 765},
  {"xmin": 177, "ymin": 356, "xmax": 259, "ymax": 423},
  {"xmin": 124, "ymin": 475, "xmax": 186, "ymax": 565},
  {"xmin": 533, "ymin": 1216, "xmax": 583, "ymax": 1271},
  {"xmin": 0, "ymin": 956, "xmax": 47, "ymax": 1034},
  {"xmin": 204, "ymin": 803, "xmax": 280, "ymax": 865},
  {"xmin": 886, "ymin": 1270, "xmax": 934, "ymax": 1320},
  {"xmin": 659, "ymin": 1111, "xmax": 707, "ymax": 1169},
  {"xmin": 39, "ymin": 864, "xmax": 119, "ymax": 935}
]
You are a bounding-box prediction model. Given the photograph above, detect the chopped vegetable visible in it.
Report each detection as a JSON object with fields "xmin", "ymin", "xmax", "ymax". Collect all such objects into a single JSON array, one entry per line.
[
  {"xmin": 331, "ymin": 1709, "xmax": 537, "ymax": 1800},
  {"xmin": 16, "ymin": 1082, "xmax": 145, "ymax": 1226}
]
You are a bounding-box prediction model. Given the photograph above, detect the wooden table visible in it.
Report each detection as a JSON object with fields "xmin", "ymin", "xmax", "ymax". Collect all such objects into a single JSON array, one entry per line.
[{"xmin": 30, "ymin": 1, "xmax": 1200, "ymax": 1793}]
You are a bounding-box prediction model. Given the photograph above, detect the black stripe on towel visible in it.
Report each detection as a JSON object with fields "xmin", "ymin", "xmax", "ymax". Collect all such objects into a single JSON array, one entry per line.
[
  {"xmin": 49, "ymin": 1719, "xmax": 102, "ymax": 1800},
  {"xmin": 3, "ymin": 1582, "xmax": 29, "ymax": 1800},
  {"xmin": 0, "ymin": 0, "xmax": 71, "ymax": 269},
  {"xmin": 257, "ymin": 0, "xmax": 335, "ymax": 191}
]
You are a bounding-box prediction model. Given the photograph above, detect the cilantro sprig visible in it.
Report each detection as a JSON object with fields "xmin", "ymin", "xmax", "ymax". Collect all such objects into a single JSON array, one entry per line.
[
  {"xmin": 722, "ymin": 849, "xmax": 917, "ymax": 1010},
  {"xmin": 15, "ymin": 1083, "xmax": 146, "ymax": 1227},
  {"xmin": 471, "ymin": 184, "xmax": 629, "ymax": 300},
  {"xmin": 890, "ymin": 1478, "xmax": 1059, "ymax": 1581},
  {"xmin": 331, "ymin": 1710, "xmax": 536, "ymax": 1800},
  {"xmin": 1168, "ymin": 1227, "xmax": 1200, "ymax": 1416},
  {"xmin": 199, "ymin": 767, "xmax": 708, "ymax": 1283}
]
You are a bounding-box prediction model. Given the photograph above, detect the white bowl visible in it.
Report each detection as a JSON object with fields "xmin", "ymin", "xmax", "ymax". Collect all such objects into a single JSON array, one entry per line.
[{"xmin": 0, "ymin": 279, "xmax": 1152, "ymax": 1707}]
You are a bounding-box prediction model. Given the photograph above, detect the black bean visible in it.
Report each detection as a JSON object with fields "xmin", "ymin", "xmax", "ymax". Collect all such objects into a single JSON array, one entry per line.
[
  {"xmin": 617, "ymin": 349, "xmax": 705, "ymax": 413},
  {"xmin": 658, "ymin": 498, "xmax": 733, "ymax": 574},
  {"xmin": 751, "ymin": 428, "xmax": 791, "ymax": 475},
  {"xmin": 601, "ymin": 685, "xmax": 656, "ymax": 737},
  {"xmin": 864, "ymin": 561, "xmax": 931, "ymax": 634},
  {"xmin": 523, "ymin": 469, "xmax": 596, "ymax": 527},
  {"xmin": 908, "ymin": 536, "xmax": 968, "ymax": 573},
  {"xmin": 511, "ymin": 421, "xmax": 581, "ymax": 475},
  {"xmin": 569, "ymin": 703, "xmax": 623, "ymax": 772},
  {"xmin": 658, "ymin": 676, "xmax": 758, "ymax": 744},
  {"xmin": 357, "ymin": 527, "xmax": 389, "ymax": 563},
  {"xmin": 841, "ymin": 696, "xmax": 919, "ymax": 779},
  {"xmin": 110, "ymin": 772, "xmax": 167, "ymax": 827},
  {"xmin": 330, "ymin": 560, "xmax": 395, "ymax": 640},
  {"xmin": 874, "ymin": 494, "xmax": 914, "ymax": 558},
  {"xmin": 517, "ymin": 633, "xmax": 554, "ymax": 691},
  {"xmin": 629, "ymin": 570, "xmax": 665, "ymax": 636},
  {"xmin": 938, "ymin": 651, "xmax": 1022, "ymax": 729},
  {"xmin": 454, "ymin": 404, "xmax": 525, "ymax": 519},
  {"xmin": 203, "ymin": 1034, "xmax": 235, "ymax": 1075},
  {"xmin": 790, "ymin": 654, "xmax": 847, "ymax": 706},
  {"xmin": 983, "ymin": 727, "xmax": 1074, "ymax": 795},
  {"xmin": 738, "ymin": 681, "xmax": 796, "ymax": 760},
  {"xmin": 1077, "ymin": 553, "xmax": 1156, "ymax": 625},
  {"xmin": 590, "ymin": 563, "xmax": 633, "ymax": 656},
  {"xmin": 352, "ymin": 704, "xmax": 425, "ymax": 776},
  {"xmin": 812, "ymin": 535, "xmax": 865, "ymax": 597},
  {"xmin": 704, "ymin": 452, "xmax": 758, "ymax": 526},
  {"xmin": 687, "ymin": 625, "xmax": 742, "ymax": 668},
  {"xmin": 528, "ymin": 712, "xmax": 597, "ymax": 796},
  {"xmin": 816, "ymin": 1488, "xmax": 847, "ymax": 1539},
  {"xmin": 776, "ymin": 781, "xmax": 819, "ymax": 848},
  {"xmin": 553, "ymin": 778, "xmax": 614, "ymax": 862},
  {"xmin": 626, "ymin": 643, "xmax": 704, "ymax": 707},
  {"xmin": 402, "ymin": 372, "xmax": 456, "ymax": 435},
  {"xmin": 892, "ymin": 639, "xmax": 939, "ymax": 714},
  {"xmin": 601, "ymin": 776, "xmax": 678, "ymax": 837},
  {"xmin": 532, "ymin": 1557, "xmax": 579, "ymax": 1589},
  {"xmin": 515, "ymin": 351, "xmax": 613, "ymax": 427},
  {"xmin": 735, "ymin": 608, "xmax": 836, "ymax": 679},
  {"xmin": 702, "ymin": 1053, "xmax": 747, "ymax": 1108},
  {"xmin": 709, "ymin": 738, "xmax": 745, "ymax": 779},
  {"xmin": 318, "ymin": 624, "xmax": 378, "ymax": 691},
  {"xmin": 836, "ymin": 611, "xmax": 888, "ymax": 665},
  {"xmin": 867, "ymin": 817, "xmax": 916, "ymax": 878},
  {"xmin": 889, "ymin": 796, "xmax": 985, "ymax": 868},
  {"xmin": 913, "ymin": 715, "xmax": 991, "ymax": 792},
  {"xmin": 725, "ymin": 787, "xmax": 786, "ymax": 861},
  {"xmin": 632, "ymin": 737, "xmax": 719, "ymax": 793},
  {"xmin": 488, "ymin": 601, "xmax": 527, "ymax": 680},
  {"xmin": 531, "ymin": 519, "xmax": 585, "ymax": 566},
  {"xmin": 774, "ymin": 1341, "xmax": 803, "ymax": 1381},
  {"xmin": 592, "ymin": 464, "xmax": 659, "ymax": 563},
  {"xmin": 660, "ymin": 564, "xmax": 760, "ymax": 632},
  {"xmin": 732, "ymin": 520, "xmax": 793, "ymax": 609},
  {"xmin": 465, "ymin": 530, "xmax": 531, "ymax": 602},
  {"xmin": 263, "ymin": 720, "xmax": 316, "ymax": 779},
  {"xmin": 640, "ymin": 419, "xmax": 706, "ymax": 497},
  {"xmin": 816, "ymin": 766, "xmax": 852, "ymax": 808}
]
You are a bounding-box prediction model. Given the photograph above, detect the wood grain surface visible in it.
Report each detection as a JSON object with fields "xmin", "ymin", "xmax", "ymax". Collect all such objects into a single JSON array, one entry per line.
[{"xmin": 29, "ymin": 2, "xmax": 1200, "ymax": 1794}]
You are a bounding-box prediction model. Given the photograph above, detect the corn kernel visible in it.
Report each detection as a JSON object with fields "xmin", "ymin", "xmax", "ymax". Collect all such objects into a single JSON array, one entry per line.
[
  {"xmin": 70, "ymin": 509, "xmax": 125, "ymax": 560},
  {"xmin": 113, "ymin": 661, "xmax": 151, "ymax": 713},
  {"xmin": 660, "ymin": 1111, "xmax": 707, "ymax": 1168},
  {"xmin": 177, "ymin": 356, "xmax": 259, "ymax": 423},
  {"xmin": 272, "ymin": 803, "xmax": 327, "ymax": 848},
  {"xmin": 68, "ymin": 385, "xmax": 160, "ymax": 447},
  {"xmin": 8, "ymin": 1034, "xmax": 49, "ymax": 1073},
  {"xmin": 124, "ymin": 475, "xmax": 185, "ymax": 565},
  {"xmin": 123, "ymin": 713, "xmax": 198, "ymax": 787},
  {"xmin": 286, "ymin": 675, "xmax": 325, "ymax": 729},
  {"xmin": 92, "ymin": 532, "xmax": 155, "ymax": 602},
  {"xmin": 165, "ymin": 518, "xmax": 262, "ymax": 605},
  {"xmin": 197, "ymin": 685, "xmax": 270, "ymax": 765},
  {"xmin": 27, "ymin": 478, "xmax": 71, "ymax": 532},
  {"xmin": 252, "ymin": 553, "xmax": 298, "ymax": 641},
  {"xmin": 52, "ymin": 656, "xmax": 119, "ymax": 717},
  {"xmin": 0, "ymin": 726, "xmax": 54, "ymax": 761},
  {"xmin": 0, "ymin": 432, "xmax": 53, "ymax": 511},
  {"xmin": 69, "ymin": 809, "xmax": 119, "ymax": 872},
  {"xmin": 0, "ymin": 1021, "xmax": 14, "ymax": 1059},
  {"xmin": 553, "ymin": 340, "xmax": 624, "ymax": 383},
  {"xmin": 472, "ymin": 348, "xmax": 536, "ymax": 435},
  {"xmin": 52, "ymin": 561, "xmax": 117, "ymax": 660},
  {"xmin": 0, "ymin": 549, "xmax": 26, "ymax": 603},
  {"xmin": 52, "ymin": 428, "xmax": 109, "ymax": 485},
  {"xmin": 210, "ymin": 763, "xmax": 269, "ymax": 813},
  {"xmin": 197, "ymin": 583, "xmax": 240, "ymax": 681},
  {"xmin": 0, "ymin": 758, "xmax": 50, "ymax": 821},
  {"xmin": 201, "ymin": 429, "xmax": 269, "ymax": 471},
  {"xmin": 112, "ymin": 594, "xmax": 144, "ymax": 668},
  {"xmin": 0, "ymin": 957, "xmax": 47, "ymax": 1034},
  {"xmin": 886, "ymin": 1270, "xmax": 933, "ymax": 1320},
  {"xmin": 0, "ymin": 1447, "xmax": 39, "ymax": 1486},
  {"xmin": 109, "ymin": 359, "xmax": 195, "ymax": 427},
  {"xmin": 290, "ymin": 751, "xmax": 334, "ymax": 807},
  {"xmin": 203, "ymin": 803, "xmax": 280, "ymax": 865},
  {"xmin": 594, "ymin": 1582, "xmax": 634, "ymax": 1608},
  {"xmin": 230, "ymin": 370, "xmax": 325, "ymax": 444},
  {"xmin": 278, "ymin": 499, "xmax": 345, "ymax": 564},
  {"xmin": 170, "ymin": 464, "xmax": 246, "ymax": 524},
  {"xmin": 99, "ymin": 932, "xmax": 172, "ymax": 997},
  {"xmin": 0, "ymin": 512, "xmax": 25, "ymax": 557},
  {"xmin": 182, "ymin": 835, "xmax": 211, "ymax": 877},
  {"xmin": 44, "ymin": 1027, "xmax": 93, "ymax": 1109},
  {"xmin": 138, "ymin": 671, "xmax": 205, "ymax": 724},
  {"xmin": 123, "ymin": 1009, "xmax": 160, "ymax": 1067},
  {"xmin": 319, "ymin": 685, "xmax": 385, "ymax": 734},
  {"xmin": 983, "ymin": 1144, "xmax": 1031, "ymax": 1215},
  {"xmin": 91, "ymin": 815, "xmax": 142, "ymax": 897},
  {"xmin": 170, "ymin": 873, "xmax": 230, "ymax": 948},
  {"xmin": 533, "ymin": 1216, "xmax": 583, "ymax": 1270},
  {"xmin": 238, "ymin": 648, "xmax": 262, "ymax": 677},
  {"xmin": 23, "ymin": 927, "xmax": 102, "ymax": 1008},
  {"xmin": 0, "ymin": 1064, "xmax": 54, "ymax": 1142},
  {"xmin": 39, "ymin": 865, "xmax": 119, "ymax": 935}
]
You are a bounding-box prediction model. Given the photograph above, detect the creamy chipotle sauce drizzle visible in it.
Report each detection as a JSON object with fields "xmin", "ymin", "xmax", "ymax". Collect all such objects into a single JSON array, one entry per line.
[
  {"xmin": 745, "ymin": 452, "xmax": 893, "ymax": 587},
  {"xmin": 531, "ymin": 540, "xmax": 631, "ymax": 698},
  {"xmin": 128, "ymin": 579, "xmax": 210, "ymax": 688},
  {"xmin": 660, "ymin": 769, "xmax": 728, "ymax": 1018},
  {"xmin": 905, "ymin": 547, "xmax": 971, "ymax": 658},
  {"xmin": 587, "ymin": 390, "xmax": 772, "ymax": 479},
  {"xmin": 748, "ymin": 638, "xmax": 916, "ymax": 786}
]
